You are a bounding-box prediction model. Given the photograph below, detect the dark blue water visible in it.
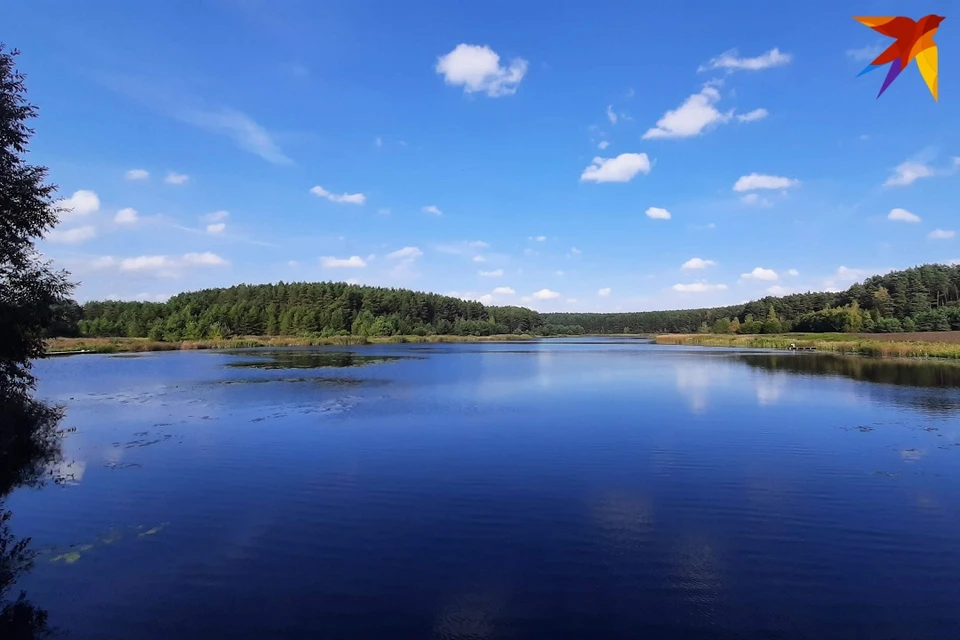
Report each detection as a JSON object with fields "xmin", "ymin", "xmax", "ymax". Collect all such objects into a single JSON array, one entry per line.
[{"xmin": 5, "ymin": 339, "xmax": 960, "ymax": 639}]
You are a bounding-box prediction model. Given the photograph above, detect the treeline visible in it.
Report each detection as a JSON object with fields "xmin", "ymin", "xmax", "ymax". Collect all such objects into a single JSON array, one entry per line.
[
  {"xmin": 544, "ymin": 264, "xmax": 960, "ymax": 335},
  {"xmin": 69, "ymin": 282, "xmax": 564, "ymax": 340}
]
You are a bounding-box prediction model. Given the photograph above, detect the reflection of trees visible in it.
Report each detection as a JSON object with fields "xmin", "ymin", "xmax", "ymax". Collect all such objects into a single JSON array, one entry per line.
[
  {"xmin": 0, "ymin": 392, "xmax": 65, "ymax": 639},
  {"xmin": 740, "ymin": 354, "xmax": 960, "ymax": 415}
]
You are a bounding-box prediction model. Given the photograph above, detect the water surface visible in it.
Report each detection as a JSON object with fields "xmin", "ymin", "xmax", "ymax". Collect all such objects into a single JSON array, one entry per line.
[{"xmin": 6, "ymin": 339, "xmax": 960, "ymax": 639}]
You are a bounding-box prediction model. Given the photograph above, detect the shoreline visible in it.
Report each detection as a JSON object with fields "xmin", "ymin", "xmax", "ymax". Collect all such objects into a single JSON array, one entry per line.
[
  {"xmin": 44, "ymin": 334, "xmax": 540, "ymax": 355},
  {"xmin": 655, "ymin": 333, "xmax": 960, "ymax": 360}
]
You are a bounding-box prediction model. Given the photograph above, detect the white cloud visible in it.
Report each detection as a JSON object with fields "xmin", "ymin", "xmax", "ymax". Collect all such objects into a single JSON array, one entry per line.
[
  {"xmin": 125, "ymin": 169, "xmax": 149, "ymax": 180},
  {"xmin": 733, "ymin": 173, "xmax": 799, "ymax": 192},
  {"xmin": 479, "ymin": 269, "xmax": 504, "ymax": 277},
  {"xmin": 598, "ymin": 140, "xmax": 610, "ymax": 150},
  {"xmin": 580, "ymin": 153, "xmax": 652, "ymax": 183},
  {"xmin": 787, "ymin": 269, "xmax": 800, "ymax": 276},
  {"xmin": 435, "ymin": 44, "xmax": 528, "ymax": 97},
  {"xmin": 90, "ymin": 252, "xmax": 228, "ymax": 277},
  {"xmin": 570, "ymin": 247, "xmax": 582, "ymax": 255},
  {"xmin": 387, "ymin": 246, "xmax": 423, "ymax": 260},
  {"xmin": 740, "ymin": 267, "xmax": 779, "ymax": 281},
  {"xmin": 740, "ymin": 193, "xmax": 772, "ymax": 207},
  {"xmin": 767, "ymin": 285, "xmax": 789, "ymax": 295},
  {"xmin": 423, "ymin": 205, "xmax": 443, "ymax": 215},
  {"xmin": 47, "ymin": 225, "xmax": 96, "ymax": 244},
  {"xmin": 672, "ymin": 281, "xmax": 728, "ymax": 293},
  {"xmin": 645, "ymin": 206, "xmax": 671, "ymax": 220},
  {"xmin": 206, "ymin": 222, "xmax": 226, "ymax": 234},
  {"xmin": 165, "ymin": 172, "xmax": 189, "ymax": 185},
  {"xmin": 736, "ymin": 108, "xmax": 768, "ymax": 123},
  {"xmin": 321, "ymin": 255, "xmax": 367, "ymax": 268},
  {"xmin": 642, "ymin": 86, "xmax": 736, "ymax": 139},
  {"xmin": 310, "ymin": 185, "xmax": 366, "ymax": 205},
  {"xmin": 114, "ymin": 207, "xmax": 139, "ymax": 224},
  {"xmin": 203, "ymin": 210, "xmax": 230, "ymax": 222},
  {"xmin": 55, "ymin": 190, "xmax": 100, "ymax": 219},
  {"xmin": 929, "ymin": 229, "xmax": 956, "ymax": 240},
  {"xmin": 492, "ymin": 286, "xmax": 515, "ymax": 295},
  {"xmin": 606, "ymin": 104, "xmax": 618, "ymax": 124},
  {"xmin": 533, "ymin": 288, "xmax": 560, "ymax": 300},
  {"xmin": 598, "ymin": 287, "xmax": 611, "ymax": 297},
  {"xmin": 530, "ymin": 235, "xmax": 546, "ymax": 242},
  {"xmin": 847, "ymin": 45, "xmax": 883, "ymax": 61},
  {"xmin": 472, "ymin": 255, "xmax": 486, "ymax": 262},
  {"xmin": 366, "ymin": 253, "xmax": 377, "ymax": 262},
  {"xmin": 468, "ymin": 240, "xmax": 488, "ymax": 248},
  {"xmin": 134, "ymin": 292, "xmax": 171, "ymax": 302},
  {"xmin": 524, "ymin": 248, "xmax": 538, "ymax": 256},
  {"xmin": 378, "ymin": 208, "xmax": 391, "ymax": 215},
  {"xmin": 176, "ymin": 105, "xmax": 292, "ymax": 164},
  {"xmin": 888, "ymin": 208, "xmax": 921, "ymax": 223},
  {"xmin": 698, "ymin": 48, "xmax": 792, "ymax": 73},
  {"xmin": 682, "ymin": 257, "xmax": 716, "ymax": 270},
  {"xmin": 883, "ymin": 161, "xmax": 934, "ymax": 187}
]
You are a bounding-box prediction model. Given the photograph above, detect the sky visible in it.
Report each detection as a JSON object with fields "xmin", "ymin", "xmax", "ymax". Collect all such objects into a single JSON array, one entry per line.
[{"xmin": 10, "ymin": 0, "xmax": 960, "ymax": 311}]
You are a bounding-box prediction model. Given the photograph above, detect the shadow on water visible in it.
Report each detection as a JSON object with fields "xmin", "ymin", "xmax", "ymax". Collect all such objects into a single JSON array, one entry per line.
[
  {"xmin": 223, "ymin": 350, "xmax": 411, "ymax": 370},
  {"xmin": 0, "ymin": 392, "xmax": 67, "ymax": 639},
  {"xmin": 739, "ymin": 353, "xmax": 960, "ymax": 415}
]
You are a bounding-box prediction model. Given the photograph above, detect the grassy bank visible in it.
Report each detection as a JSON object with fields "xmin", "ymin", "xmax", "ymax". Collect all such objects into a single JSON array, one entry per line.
[
  {"xmin": 45, "ymin": 333, "xmax": 536, "ymax": 355},
  {"xmin": 655, "ymin": 332, "xmax": 960, "ymax": 359}
]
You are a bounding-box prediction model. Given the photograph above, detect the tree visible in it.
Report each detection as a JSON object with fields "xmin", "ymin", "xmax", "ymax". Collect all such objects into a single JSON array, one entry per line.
[
  {"xmin": 712, "ymin": 317, "xmax": 731, "ymax": 334},
  {"xmin": 0, "ymin": 46, "xmax": 72, "ymax": 398},
  {"xmin": 729, "ymin": 317, "xmax": 741, "ymax": 333}
]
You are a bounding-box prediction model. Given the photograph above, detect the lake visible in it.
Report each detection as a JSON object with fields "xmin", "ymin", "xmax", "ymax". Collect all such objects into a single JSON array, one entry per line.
[{"xmin": 4, "ymin": 338, "xmax": 960, "ymax": 639}]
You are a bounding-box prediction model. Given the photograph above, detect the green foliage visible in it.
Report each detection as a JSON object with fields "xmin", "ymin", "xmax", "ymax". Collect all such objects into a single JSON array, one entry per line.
[
  {"xmin": 76, "ymin": 283, "xmax": 565, "ymax": 340},
  {"xmin": 712, "ymin": 317, "xmax": 731, "ymax": 334}
]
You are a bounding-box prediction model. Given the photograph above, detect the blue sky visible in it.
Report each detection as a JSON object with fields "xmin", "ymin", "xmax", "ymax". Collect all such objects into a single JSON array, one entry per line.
[{"xmin": 12, "ymin": 0, "xmax": 960, "ymax": 311}]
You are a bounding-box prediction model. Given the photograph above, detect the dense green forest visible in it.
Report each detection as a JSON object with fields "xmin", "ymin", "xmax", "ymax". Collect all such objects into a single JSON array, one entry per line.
[
  {"xmin": 54, "ymin": 264, "xmax": 960, "ymax": 340},
  {"xmin": 64, "ymin": 282, "xmax": 583, "ymax": 340},
  {"xmin": 543, "ymin": 264, "xmax": 960, "ymax": 335}
]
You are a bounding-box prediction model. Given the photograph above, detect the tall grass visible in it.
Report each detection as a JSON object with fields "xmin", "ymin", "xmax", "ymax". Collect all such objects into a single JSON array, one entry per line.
[{"xmin": 655, "ymin": 333, "xmax": 960, "ymax": 360}]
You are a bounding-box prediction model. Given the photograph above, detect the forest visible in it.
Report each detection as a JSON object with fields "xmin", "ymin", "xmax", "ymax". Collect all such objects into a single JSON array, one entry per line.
[
  {"xmin": 55, "ymin": 264, "xmax": 960, "ymax": 340},
  {"xmin": 63, "ymin": 281, "xmax": 583, "ymax": 340},
  {"xmin": 543, "ymin": 264, "xmax": 960, "ymax": 335}
]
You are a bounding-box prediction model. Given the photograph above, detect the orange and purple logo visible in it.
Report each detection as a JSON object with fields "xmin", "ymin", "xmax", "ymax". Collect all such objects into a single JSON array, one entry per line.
[{"xmin": 854, "ymin": 15, "xmax": 944, "ymax": 100}]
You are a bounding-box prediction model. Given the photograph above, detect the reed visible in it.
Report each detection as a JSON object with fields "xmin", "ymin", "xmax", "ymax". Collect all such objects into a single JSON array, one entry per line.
[{"xmin": 654, "ymin": 333, "xmax": 960, "ymax": 360}]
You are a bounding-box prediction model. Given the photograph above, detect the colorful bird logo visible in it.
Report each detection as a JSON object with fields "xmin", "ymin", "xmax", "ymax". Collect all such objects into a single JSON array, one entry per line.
[{"xmin": 854, "ymin": 14, "xmax": 945, "ymax": 100}]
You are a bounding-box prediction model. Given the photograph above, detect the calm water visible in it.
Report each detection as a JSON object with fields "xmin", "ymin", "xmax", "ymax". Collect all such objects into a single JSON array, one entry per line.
[{"xmin": 6, "ymin": 339, "xmax": 960, "ymax": 639}]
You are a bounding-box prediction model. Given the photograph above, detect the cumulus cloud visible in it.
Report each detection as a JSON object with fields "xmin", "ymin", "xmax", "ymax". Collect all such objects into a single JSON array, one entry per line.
[
  {"xmin": 736, "ymin": 108, "xmax": 768, "ymax": 123},
  {"xmin": 787, "ymin": 269, "xmax": 800, "ymax": 276},
  {"xmin": 310, "ymin": 185, "xmax": 366, "ymax": 205},
  {"xmin": 165, "ymin": 172, "xmax": 189, "ymax": 185},
  {"xmin": 672, "ymin": 282, "xmax": 728, "ymax": 293},
  {"xmin": 533, "ymin": 288, "xmax": 560, "ymax": 300},
  {"xmin": 125, "ymin": 169, "xmax": 149, "ymax": 180},
  {"xmin": 321, "ymin": 255, "xmax": 367, "ymax": 268},
  {"xmin": 492, "ymin": 286, "xmax": 515, "ymax": 295},
  {"xmin": 733, "ymin": 173, "xmax": 799, "ymax": 192},
  {"xmin": 884, "ymin": 161, "xmax": 934, "ymax": 187},
  {"xmin": 435, "ymin": 44, "xmax": 528, "ymax": 97},
  {"xmin": 580, "ymin": 153, "xmax": 652, "ymax": 183},
  {"xmin": 606, "ymin": 105, "xmax": 618, "ymax": 124},
  {"xmin": 47, "ymin": 225, "xmax": 96, "ymax": 244},
  {"xmin": 55, "ymin": 190, "xmax": 100, "ymax": 219},
  {"xmin": 698, "ymin": 48, "xmax": 792, "ymax": 73},
  {"xmin": 643, "ymin": 86, "xmax": 749, "ymax": 139},
  {"xmin": 740, "ymin": 267, "xmax": 779, "ymax": 281},
  {"xmin": 598, "ymin": 287, "xmax": 611, "ymax": 297},
  {"xmin": 888, "ymin": 208, "xmax": 920, "ymax": 223},
  {"xmin": 479, "ymin": 269, "xmax": 504, "ymax": 277},
  {"xmin": 423, "ymin": 205, "xmax": 443, "ymax": 215},
  {"xmin": 472, "ymin": 255, "xmax": 486, "ymax": 262},
  {"xmin": 206, "ymin": 222, "xmax": 226, "ymax": 234},
  {"xmin": 387, "ymin": 246, "xmax": 423, "ymax": 259},
  {"xmin": 682, "ymin": 257, "xmax": 716, "ymax": 270},
  {"xmin": 569, "ymin": 247, "xmax": 582, "ymax": 255},
  {"xmin": 598, "ymin": 140, "xmax": 610, "ymax": 150},
  {"xmin": 645, "ymin": 206, "xmax": 671, "ymax": 220},
  {"xmin": 929, "ymin": 229, "xmax": 956, "ymax": 240},
  {"xmin": 114, "ymin": 207, "xmax": 139, "ymax": 224}
]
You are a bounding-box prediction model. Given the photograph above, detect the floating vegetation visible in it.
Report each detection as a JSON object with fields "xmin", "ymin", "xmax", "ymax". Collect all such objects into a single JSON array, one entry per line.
[
  {"xmin": 840, "ymin": 425, "xmax": 875, "ymax": 433},
  {"xmin": 48, "ymin": 522, "xmax": 170, "ymax": 565},
  {"xmin": 104, "ymin": 462, "xmax": 142, "ymax": 470},
  {"xmin": 50, "ymin": 551, "xmax": 81, "ymax": 564},
  {"xmin": 137, "ymin": 522, "xmax": 169, "ymax": 538},
  {"xmin": 224, "ymin": 350, "xmax": 410, "ymax": 371},
  {"xmin": 872, "ymin": 470, "xmax": 902, "ymax": 477}
]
